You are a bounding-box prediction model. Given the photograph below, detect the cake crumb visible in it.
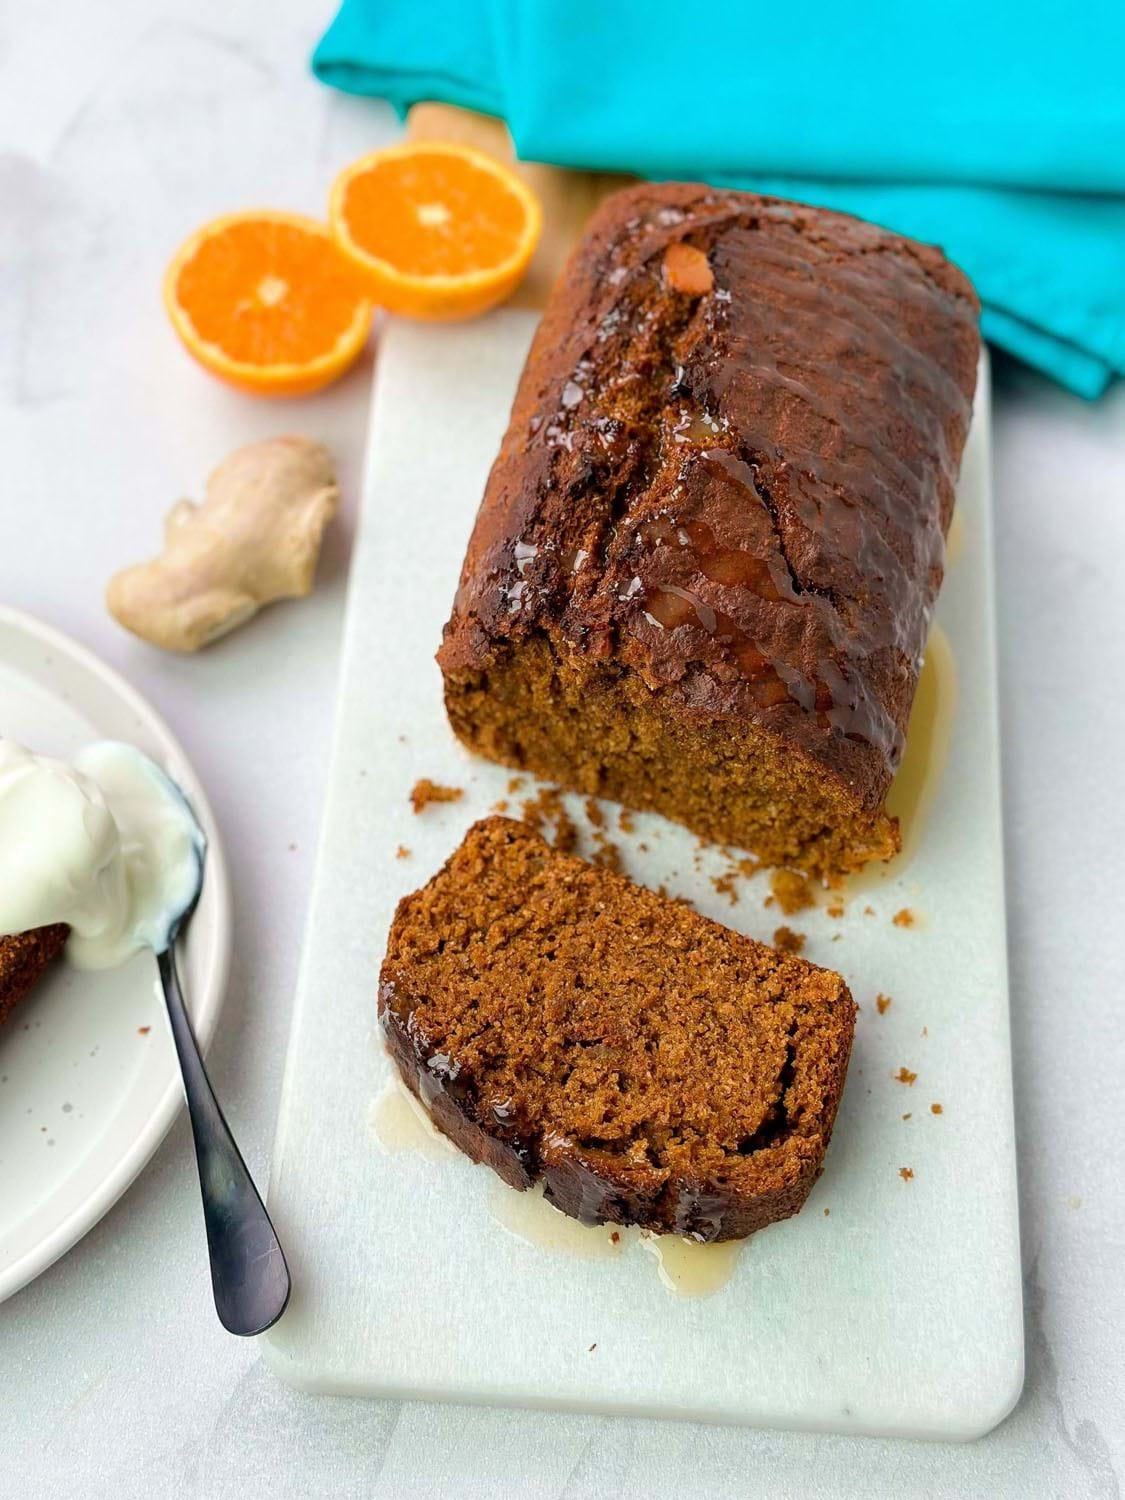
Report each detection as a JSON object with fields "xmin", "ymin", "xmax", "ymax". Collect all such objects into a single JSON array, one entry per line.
[
  {"xmin": 823, "ymin": 1208, "xmax": 830, "ymax": 1217},
  {"xmin": 584, "ymin": 798, "xmax": 605, "ymax": 829},
  {"xmin": 930, "ymin": 1102, "xmax": 943, "ymax": 1115},
  {"xmin": 395, "ymin": 845, "xmax": 411, "ymax": 860},
  {"xmin": 507, "ymin": 776, "xmax": 524, "ymax": 794},
  {"xmin": 875, "ymin": 994, "xmax": 892, "ymax": 1015},
  {"xmin": 591, "ymin": 829, "xmax": 624, "ymax": 872},
  {"xmin": 902, "ymin": 1112, "xmax": 912, "ymax": 1120},
  {"xmin": 892, "ymin": 907, "xmax": 916, "ymax": 928},
  {"xmin": 522, "ymin": 780, "xmax": 582, "ymax": 852},
  {"xmin": 618, "ymin": 809, "xmax": 635, "ymax": 834},
  {"xmin": 410, "ymin": 778, "xmax": 463, "ymax": 814},
  {"xmin": 520, "ymin": 785, "xmax": 578, "ymax": 853},
  {"xmin": 899, "ymin": 1167, "xmax": 914, "ymax": 1181},
  {"xmin": 895, "ymin": 1066, "xmax": 917, "ymax": 1085},
  {"xmin": 770, "ymin": 869, "xmax": 814, "ymax": 916},
  {"xmin": 712, "ymin": 872, "xmax": 739, "ymax": 906},
  {"xmin": 826, "ymin": 895, "xmax": 845, "ymax": 919},
  {"xmin": 137, "ymin": 1026, "xmax": 151, "ymax": 1036},
  {"xmin": 610, "ymin": 1231, "xmax": 620, "ymax": 1244},
  {"xmin": 863, "ymin": 905, "xmax": 876, "ymax": 917},
  {"xmin": 773, "ymin": 925, "xmax": 806, "ymax": 954},
  {"xmin": 921, "ymin": 1026, "xmax": 928, "ymax": 1037},
  {"xmin": 738, "ymin": 857, "xmax": 760, "ymax": 879}
]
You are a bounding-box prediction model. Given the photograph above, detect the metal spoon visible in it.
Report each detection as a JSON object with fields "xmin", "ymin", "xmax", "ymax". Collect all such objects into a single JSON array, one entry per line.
[{"xmin": 152, "ymin": 773, "xmax": 290, "ymax": 1337}]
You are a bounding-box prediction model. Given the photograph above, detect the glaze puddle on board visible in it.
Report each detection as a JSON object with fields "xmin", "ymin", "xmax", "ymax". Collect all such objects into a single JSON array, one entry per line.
[
  {"xmin": 945, "ymin": 505, "xmax": 967, "ymax": 566},
  {"xmin": 488, "ymin": 1180, "xmax": 744, "ymax": 1298},
  {"xmin": 371, "ymin": 1081, "xmax": 743, "ymax": 1297},
  {"xmin": 640, "ymin": 1232, "xmax": 745, "ymax": 1296},
  {"xmin": 847, "ymin": 509, "xmax": 964, "ymax": 893},
  {"xmin": 845, "ymin": 620, "xmax": 958, "ymax": 896},
  {"xmin": 369, "ymin": 1080, "xmax": 458, "ymax": 1162},
  {"xmin": 487, "ymin": 1180, "xmax": 626, "ymax": 1262}
]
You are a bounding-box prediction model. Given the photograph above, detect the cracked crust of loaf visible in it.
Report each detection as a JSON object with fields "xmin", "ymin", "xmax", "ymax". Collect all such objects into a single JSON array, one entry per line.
[
  {"xmin": 0, "ymin": 925, "xmax": 69, "ymax": 1028},
  {"xmin": 379, "ymin": 817, "xmax": 856, "ymax": 1241},
  {"xmin": 439, "ymin": 183, "xmax": 980, "ymax": 876}
]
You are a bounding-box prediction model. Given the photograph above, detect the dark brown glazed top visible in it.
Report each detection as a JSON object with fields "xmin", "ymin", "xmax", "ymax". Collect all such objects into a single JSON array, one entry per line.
[{"xmin": 439, "ymin": 184, "xmax": 980, "ymax": 808}]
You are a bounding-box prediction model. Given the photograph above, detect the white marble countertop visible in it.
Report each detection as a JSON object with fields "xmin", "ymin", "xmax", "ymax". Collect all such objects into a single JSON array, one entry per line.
[{"xmin": 1, "ymin": 2, "xmax": 1122, "ymax": 1495}]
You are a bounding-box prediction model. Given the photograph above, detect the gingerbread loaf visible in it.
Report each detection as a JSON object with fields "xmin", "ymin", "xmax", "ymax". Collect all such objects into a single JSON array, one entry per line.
[
  {"xmin": 439, "ymin": 184, "xmax": 980, "ymax": 876},
  {"xmin": 379, "ymin": 817, "xmax": 856, "ymax": 1241}
]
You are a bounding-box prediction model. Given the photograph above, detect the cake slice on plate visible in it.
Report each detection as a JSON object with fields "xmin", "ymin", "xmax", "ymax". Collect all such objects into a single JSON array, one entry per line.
[{"xmin": 0, "ymin": 926, "xmax": 69, "ymax": 1028}]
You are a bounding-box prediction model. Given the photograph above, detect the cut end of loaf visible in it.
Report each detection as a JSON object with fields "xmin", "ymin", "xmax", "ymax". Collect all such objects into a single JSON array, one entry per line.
[{"xmin": 443, "ymin": 635, "xmax": 900, "ymax": 879}]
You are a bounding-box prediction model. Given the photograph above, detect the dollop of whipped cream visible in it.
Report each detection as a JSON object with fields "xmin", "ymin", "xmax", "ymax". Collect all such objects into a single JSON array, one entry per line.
[{"xmin": 0, "ymin": 739, "xmax": 204, "ymax": 969}]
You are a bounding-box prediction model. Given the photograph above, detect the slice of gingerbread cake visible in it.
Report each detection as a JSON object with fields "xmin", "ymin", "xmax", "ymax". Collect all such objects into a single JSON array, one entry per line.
[
  {"xmin": 0, "ymin": 925, "xmax": 69, "ymax": 1029},
  {"xmin": 379, "ymin": 816, "xmax": 855, "ymax": 1241}
]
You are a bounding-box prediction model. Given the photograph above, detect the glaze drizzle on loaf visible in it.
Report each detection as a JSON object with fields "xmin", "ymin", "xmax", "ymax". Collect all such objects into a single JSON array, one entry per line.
[{"xmin": 441, "ymin": 185, "xmax": 980, "ymax": 875}]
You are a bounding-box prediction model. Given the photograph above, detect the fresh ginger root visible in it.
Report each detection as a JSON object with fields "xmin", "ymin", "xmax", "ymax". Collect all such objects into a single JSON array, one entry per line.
[{"xmin": 107, "ymin": 437, "xmax": 339, "ymax": 652}]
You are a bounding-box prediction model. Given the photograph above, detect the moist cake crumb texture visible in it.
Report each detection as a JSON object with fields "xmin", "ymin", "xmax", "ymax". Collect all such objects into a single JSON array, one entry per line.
[
  {"xmin": 379, "ymin": 816, "xmax": 856, "ymax": 1241},
  {"xmin": 0, "ymin": 925, "xmax": 69, "ymax": 1027},
  {"xmin": 519, "ymin": 784, "xmax": 578, "ymax": 852},
  {"xmin": 409, "ymin": 778, "xmax": 463, "ymax": 814},
  {"xmin": 773, "ymin": 925, "xmax": 806, "ymax": 954},
  {"xmin": 770, "ymin": 869, "xmax": 815, "ymax": 916}
]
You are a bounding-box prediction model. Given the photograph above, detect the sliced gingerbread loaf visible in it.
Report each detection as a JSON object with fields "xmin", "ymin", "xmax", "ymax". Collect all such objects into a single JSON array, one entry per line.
[
  {"xmin": 379, "ymin": 817, "xmax": 855, "ymax": 1241},
  {"xmin": 439, "ymin": 183, "xmax": 980, "ymax": 876},
  {"xmin": 0, "ymin": 925, "xmax": 69, "ymax": 1028}
]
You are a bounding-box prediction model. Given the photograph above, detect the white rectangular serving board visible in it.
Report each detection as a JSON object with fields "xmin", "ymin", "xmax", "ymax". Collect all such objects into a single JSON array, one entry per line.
[{"xmin": 265, "ymin": 317, "xmax": 1022, "ymax": 1440}]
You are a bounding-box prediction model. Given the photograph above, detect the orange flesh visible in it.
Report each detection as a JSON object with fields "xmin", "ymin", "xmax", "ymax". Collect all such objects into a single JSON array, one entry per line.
[
  {"xmin": 174, "ymin": 220, "xmax": 366, "ymax": 362},
  {"xmin": 340, "ymin": 154, "xmax": 528, "ymax": 276}
]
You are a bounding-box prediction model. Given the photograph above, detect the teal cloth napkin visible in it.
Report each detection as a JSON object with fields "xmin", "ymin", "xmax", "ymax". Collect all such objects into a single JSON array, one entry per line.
[{"xmin": 313, "ymin": 0, "xmax": 1125, "ymax": 397}]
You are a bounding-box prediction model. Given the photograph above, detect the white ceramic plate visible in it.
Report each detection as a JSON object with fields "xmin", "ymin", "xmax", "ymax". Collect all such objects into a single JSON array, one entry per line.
[{"xmin": 0, "ymin": 605, "xmax": 232, "ymax": 1304}]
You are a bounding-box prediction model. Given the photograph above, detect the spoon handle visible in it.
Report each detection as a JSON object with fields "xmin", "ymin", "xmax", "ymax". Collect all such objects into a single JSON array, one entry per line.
[{"xmin": 157, "ymin": 947, "xmax": 291, "ymax": 1336}]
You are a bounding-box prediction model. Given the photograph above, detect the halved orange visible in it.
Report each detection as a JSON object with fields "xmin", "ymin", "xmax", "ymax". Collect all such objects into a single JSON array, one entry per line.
[
  {"xmin": 164, "ymin": 210, "xmax": 374, "ymax": 396},
  {"xmin": 328, "ymin": 143, "xmax": 542, "ymax": 321}
]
